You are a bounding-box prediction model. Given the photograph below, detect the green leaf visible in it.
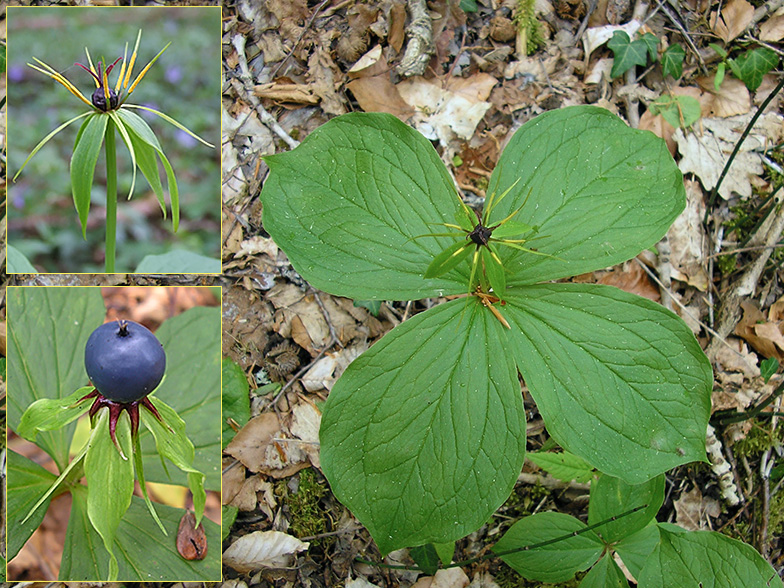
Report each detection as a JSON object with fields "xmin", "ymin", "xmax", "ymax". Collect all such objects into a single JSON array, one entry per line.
[
  {"xmin": 639, "ymin": 524, "xmax": 784, "ymax": 587},
  {"xmin": 139, "ymin": 306, "xmax": 221, "ymax": 491},
  {"xmin": 614, "ymin": 523, "xmax": 660, "ymax": 578},
  {"xmin": 434, "ymin": 542, "xmax": 456, "ymax": 565},
  {"xmin": 141, "ymin": 397, "xmax": 206, "ymax": 527},
  {"xmin": 608, "ymin": 31, "xmax": 651, "ymax": 78},
  {"xmin": 223, "ymin": 505, "xmax": 239, "ymax": 539},
  {"xmin": 410, "ymin": 544, "xmax": 441, "ymax": 575},
  {"xmin": 710, "ymin": 43, "xmax": 728, "ymax": 60},
  {"xmin": 715, "ymin": 61, "xmax": 726, "ymax": 90},
  {"xmin": 482, "ymin": 244, "xmax": 506, "ymax": 294},
  {"xmin": 135, "ymin": 250, "xmax": 221, "ymax": 273},
  {"xmin": 492, "ymin": 512, "xmax": 604, "ymax": 583},
  {"xmin": 71, "ymin": 113, "xmax": 108, "ymax": 238},
  {"xmin": 424, "ymin": 240, "xmax": 474, "ymax": 279},
  {"xmin": 353, "ymin": 299, "xmax": 382, "ymax": 316},
  {"xmin": 133, "ymin": 433, "xmax": 167, "ymax": 536},
  {"xmin": 729, "ymin": 47, "xmax": 779, "ymax": 91},
  {"xmin": 61, "ymin": 488, "xmax": 221, "ymax": 581},
  {"xmin": 320, "ymin": 298, "xmax": 525, "ymax": 554},
  {"xmin": 588, "ymin": 473, "xmax": 664, "ymax": 542},
  {"xmin": 12, "ymin": 111, "xmax": 92, "ymax": 181},
  {"xmin": 505, "ymin": 284, "xmax": 712, "ymax": 483},
  {"xmin": 222, "ymin": 358, "xmax": 250, "ymax": 449},
  {"xmin": 487, "ymin": 106, "xmax": 685, "ymax": 286},
  {"xmin": 108, "ymin": 111, "xmax": 138, "ymax": 201},
  {"xmin": 0, "ymin": 44, "xmax": 6, "ymax": 73},
  {"xmin": 640, "ymin": 33, "xmax": 660, "ymax": 61},
  {"xmin": 526, "ymin": 450, "xmax": 594, "ymax": 483},
  {"xmin": 6, "ymin": 449, "xmax": 58, "ymax": 560},
  {"xmin": 85, "ymin": 408, "xmax": 135, "ymax": 581},
  {"xmin": 761, "ymin": 357, "xmax": 779, "ymax": 382},
  {"xmin": 7, "ymin": 287, "xmax": 106, "ymax": 469},
  {"xmin": 579, "ymin": 554, "xmax": 630, "ymax": 588},
  {"xmin": 490, "ymin": 220, "xmax": 536, "ymax": 239},
  {"xmin": 116, "ymin": 108, "xmax": 179, "ymax": 231},
  {"xmin": 17, "ymin": 385, "xmax": 94, "ymax": 441},
  {"xmin": 661, "ymin": 44, "xmax": 685, "ymax": 79},
  {"xmin": 261, "ymin": 112, "xmax": 470, "ymax": 300},
  {"xmin": 649, "ymin": 94, "xmax": 701, "ymax": 128},
  {"xmin": 6, "ymin": 243, "xmax": 38, "ymax": 273}
]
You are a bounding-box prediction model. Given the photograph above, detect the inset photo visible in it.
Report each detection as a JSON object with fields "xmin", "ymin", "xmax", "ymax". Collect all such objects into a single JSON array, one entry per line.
[
  {"xmin": 6, "ymin": 7, "xmax": 221, "ymax": 274},
  {"xmin": 6, "ymin": 286, "xmax": 221, "ymax": 581}
]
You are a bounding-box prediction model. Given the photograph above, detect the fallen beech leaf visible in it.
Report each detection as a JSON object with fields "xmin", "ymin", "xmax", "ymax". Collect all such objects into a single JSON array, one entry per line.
[
  {"xmin": 177, "ymin": 511, "xmax": 208, "ymax": 560},
  {"xmin": 760, "ymin": 14, "xmax": 784, "ymax": 41},
  {"xmin": 223, "ymin": 530, "xmax": 309, "ymax": 572},
  {"xmin": 710, "ymin": 0, "xmax": 754, "ymax": 43}
]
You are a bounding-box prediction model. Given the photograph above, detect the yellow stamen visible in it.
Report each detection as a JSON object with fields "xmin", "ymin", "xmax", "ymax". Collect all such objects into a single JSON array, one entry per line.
[
  {"xmin": 102, "ymin": 67, "xmax": 111, "ymax": 106},
  {"xmin": 126, "ymin": 42, "xmax": 170, "ymax": 95},
  {"xmin": 84, "ymin": 47, "xmax": 100, "ymax": 87},
  {"xmin": 124, "ymin": 29, "xmax": 143, "ymax": 90},
  {"xmin": 115, "ymin": 42, "xmax": 128, "ymax": 93},
  {"xmin": 28, "ymin": 62, "xmax": 93, "ymax": 108}
]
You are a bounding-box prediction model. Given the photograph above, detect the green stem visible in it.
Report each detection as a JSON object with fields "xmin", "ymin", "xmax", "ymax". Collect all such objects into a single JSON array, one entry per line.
[{"xmin": 105, "ymin": 117, "xmax": 117, "ymax": 273}]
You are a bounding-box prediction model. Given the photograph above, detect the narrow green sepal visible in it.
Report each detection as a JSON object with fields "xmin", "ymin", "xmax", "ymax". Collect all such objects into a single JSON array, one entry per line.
[
  {"xmin": 482, "ymin": 244, "xmax": 506, "ymax": 295},
  {"xmin": 424, "ymin": 240, "xmax": 473, "ymax": 279}
]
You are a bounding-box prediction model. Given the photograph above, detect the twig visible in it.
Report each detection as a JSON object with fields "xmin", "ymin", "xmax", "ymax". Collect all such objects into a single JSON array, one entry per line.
[
  {"xmin": 231, "ymin": 34, "xmax": 300, "ymax": 150},
  {"xmin": 752, "ymin": 0, "xmax": 784, "ymax": 27},
  {"xmin": 706, "ymin": 424, "xmax": 740, "ymax": 506},
  {"xmin": 655, "ymin": 236, "xmax": 674, "ymax": 311},
  {"xmin": 312, "ymin": 288, "xmax": 345, "ymax": 349},
  {"xmin": 705, "ymin": 193, "xmax": 784, "ymax": 361},
  {"xmin": 397, "ymin": 0, "xmax": 433, "ymax": 77}
]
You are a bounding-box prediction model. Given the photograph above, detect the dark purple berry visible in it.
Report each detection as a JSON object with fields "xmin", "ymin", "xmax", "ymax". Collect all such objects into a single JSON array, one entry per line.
[
  {"xmin": 85, "ymin": 319, "xmax": 166, "ymax": 404},
  {"xmin": 91, "ymin": 87, "xmax": 118, "ymax": 111}
]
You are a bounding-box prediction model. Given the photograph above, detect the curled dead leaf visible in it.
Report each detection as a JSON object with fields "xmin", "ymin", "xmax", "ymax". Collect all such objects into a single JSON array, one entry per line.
[{"xmin": 177, "ymin": 511, "xmax": 208, "ymax": 561}]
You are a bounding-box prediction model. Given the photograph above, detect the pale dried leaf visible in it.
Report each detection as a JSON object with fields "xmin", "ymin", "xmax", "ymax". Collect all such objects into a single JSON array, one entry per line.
[
  {"xmin": 223, "ymin": 531, "xmax": 309, "ymax": 572},
  {"xmin": 290, "ymin": 401, "xmax": 322, "ymax": 468},
  {"xmin": 235, "ymin": 236, "xmax": 279, "ymax": 259},
  {"xmin": 713, "ymin": 337, "xmax": 760, "ymax": 379},
  {"xmin": 760, "ymin": 14, "xmax": 784, "ymax": 41},
  {"xmin": 224, "ymin": 413, "xmax": 309, "ymax": 477},
  {"xmin": 699, "ymin": 77, "xmax": 750, "ymax": 118},
  {"xmin": 412, "ymin": 567, "xmax": 470, "ymax": 588},
  {"xmin": 674, "ymin": 486, "xmax": 721, "ymax": 531},
  {"xmin": 346, "ymin": 76, "xmax": 415, "ymax": 118},
  {"xmin": 667, "ymin": 180, "xmax": 709, "ymax": 291},
  {"xmin": 710, "ymin": 0, "xmax": 754, "ymax": 43},
  {"xmin": 582, "ymin": 20, "xmax": 641, "ymax": 58},
  {"xmin": 346, "ymin": 577, "xmax": 383, "ymax": 588},
  {"xmin": 469, "ymin": 571, "xmax": 502, "ymax": 588}
]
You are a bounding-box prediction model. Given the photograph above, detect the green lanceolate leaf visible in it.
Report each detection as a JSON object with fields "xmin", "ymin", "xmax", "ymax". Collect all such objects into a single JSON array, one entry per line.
[
  {"xmin": 133, "ymin": 433, "xmax": 167, "ymax": 536},
  {"xmin": 86, "ymin": 408, "xmax": 135, "ymax": 582},
  {"xmin": 108, "ymin": 111, "xmax": 139, "ymax": 201},
  {"xmin": 141, "ymin": 397, "xmax": 206, "ymax": 526},
  {"xmin": 320, "ymin": 297, "xmax": 525, "ymax": 554},
  {"xmin": 504, "ymin": 283, "xmax": 712, "ymax": 483},
  {"xmin": 486, "ymin": 106, "xmax": 685, "ymax": 286},
  {"xmin": 482, "ymin": 243, "xmax": 506, "ymax": 294},
  {"xmin": 7, "ymin": 450, "xmax": 58, "ymax": 560},
  {"xmin": 71, "ymin": 113, "xmax": 109, "ymax": 238},
  {"xmin": 7, "ymin": 287, "xmax": 106, "ymax": 470},
  {"xmin": 116, "ymin": 108, "xmax": 179, "ymax": 231},
  {"xmin": 492, "ymin": 512, "xmax": 604, "ymax": 583},
  {"xmin": 588, "ymin": 473, "xmax": 664, "ymax": 543},
  {"xmin": 261, "ymin": 112, "xmax": 470, "ymax": 300},
  {"xmin": 17, "ymin": 385, "xmax": 94, "ymax": 441},
  {"xmin": 639, "ymin": 524, "xmax": 784, "ymax": 587},
  {"xmin": 124, "ymin": 103, "xmax": 215, "ymax": 148},
  {"xmin": 12, "ymin": 111, "xmax": 92, "ymax": 181},
  {"xmin": 424, "ymin": 240, "xmax": 473, "ymax": 279}
]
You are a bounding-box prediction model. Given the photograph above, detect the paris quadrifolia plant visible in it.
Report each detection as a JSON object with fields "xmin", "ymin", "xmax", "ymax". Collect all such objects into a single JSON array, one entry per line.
[
  {"xmin": 16, "ymin": 318, "xmax": 206, "ymax": 581},
  {"xmin": 260, "ymin": 107, "xmax": 782, "ymax": 586},
  {"xmin": 12, "ymin": 29, "xmax": 215, "ymax": 272}
]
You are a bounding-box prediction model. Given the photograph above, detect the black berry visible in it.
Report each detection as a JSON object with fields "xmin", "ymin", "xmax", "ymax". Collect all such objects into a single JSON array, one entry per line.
[{"xmin": 85, "ymin": 319, "xmax": 166, "ymax": 403}]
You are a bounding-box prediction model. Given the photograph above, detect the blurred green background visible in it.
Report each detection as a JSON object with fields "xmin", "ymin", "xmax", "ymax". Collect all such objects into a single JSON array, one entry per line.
[{"xmin": 7, "ymin": 7, "xmax": 221, "ymax": 273}]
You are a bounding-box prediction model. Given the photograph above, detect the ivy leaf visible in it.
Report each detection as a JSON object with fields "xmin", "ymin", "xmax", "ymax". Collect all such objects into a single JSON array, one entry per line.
[
  {"xmin": 661, "ymin": 44, "xmax": 685, "ymax": 79},
  {"xmin": 492, "ymin": 512, "xmax": 604, "ymax": 583},
  {"xmin": 505, "ymin": 284, "xmax": 712, "ymax": 483},
  {"xmin": 639, "ymin": 524, "xmax": 784, "ymax": 587},
  {"xmin": 608, "ymin": 31, "xmax": 652, "ymax": 78},
  {"xmin": 320, "ymin": 298, "xmax": 525, "ymax": 554},
  {"xmin": 640, "ymin": 33, "xmax": 660, "ymax": 61},
  {"xmin": 261, "ymin": 113, "xmax": 469, "ymax": 300},
  {"xmin": 486, "ymin": 106, "xmax": 685, "ymax": 286},
  {"xmin": 728, "ymin": 47, "xmax": 779, "ymax": 91}
]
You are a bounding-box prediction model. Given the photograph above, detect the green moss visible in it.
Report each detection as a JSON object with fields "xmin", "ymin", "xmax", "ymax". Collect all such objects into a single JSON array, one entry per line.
[
  {"xmin": 275, "ymin": 468, "xmax": 330, "ymax": 542},
  {"xmin": 734, "ymin": 422, "xmax": 784, "ymax": 457},
  {"xmin": 513, "ymin": 0, "xmax": 544, "ymax": 55},
  {"xmin": 717, "ymin": 253, "xmax": 737, "ymax": 275}
]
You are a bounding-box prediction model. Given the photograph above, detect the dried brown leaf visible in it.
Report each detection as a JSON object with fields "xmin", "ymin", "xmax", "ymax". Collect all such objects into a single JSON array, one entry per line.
[{"xmin": 710, "ymin": 0, "xmax": 754, "ymax": 43}]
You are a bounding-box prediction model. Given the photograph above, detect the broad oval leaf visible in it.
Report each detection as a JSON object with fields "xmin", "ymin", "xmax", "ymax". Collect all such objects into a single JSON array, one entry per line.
[
  {"xmin": 71, "ymin": 113, "xmax": 108, "ymax": 238},
  {"xmin": 486, "ymin": 106, "xmax": 685, "ymax": 285},
  {"xmin": 639, "ymin": 524, "xmax": 784, "ymax": 588},
  {"xmin": 320, "ymin": 298, "xmax": 525, "ymax": 554},
  {"xmin": 505, "ymin": 283, "xmax": 712, "ymax": 483},
  {"xmin": 579, "ymin": 554, "xmax": 630, "ymax": 588},
  {"xmin": 261, "ymin": 112, "xmax": 469, "ymax": 300},
  {"xmin": 588, "ymin": 473, "xmax": 665, "ymax": 543},
  {"xmin": 491, "ymin": 511, "xmax": 604, "ymax": 583}
]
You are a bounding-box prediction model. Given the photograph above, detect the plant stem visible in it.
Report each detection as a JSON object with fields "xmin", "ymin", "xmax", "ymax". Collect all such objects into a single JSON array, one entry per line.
[{"xmin": 105, "ymin": 117, "xmax": 117, "ymax": 273}]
